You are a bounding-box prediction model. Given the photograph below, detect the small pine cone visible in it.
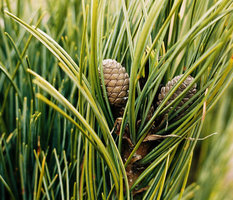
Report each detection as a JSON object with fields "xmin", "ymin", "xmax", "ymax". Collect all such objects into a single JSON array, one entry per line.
[
  {"xmin": 102, "ymin": 59, "xmax": 129, "ymax": 107},
  {"xmin": 157, "ymin": 74, "xmax": 197, "ymax": 113}
]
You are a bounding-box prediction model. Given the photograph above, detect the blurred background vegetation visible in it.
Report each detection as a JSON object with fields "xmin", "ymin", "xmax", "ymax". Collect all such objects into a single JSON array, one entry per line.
[{"xmin": 0, "ymin": 0, "xmax": 233, "ymax": 199}]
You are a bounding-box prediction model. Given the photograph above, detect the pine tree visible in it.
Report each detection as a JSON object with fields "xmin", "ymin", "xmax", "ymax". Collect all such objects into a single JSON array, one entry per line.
[{"xmin": 1, "ymin": 0, "xmax": 233, "ymax": 199}]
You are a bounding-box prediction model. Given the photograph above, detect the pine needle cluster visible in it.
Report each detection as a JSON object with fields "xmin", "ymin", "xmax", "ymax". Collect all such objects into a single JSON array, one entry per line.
[{"xmin": 1, "ymin": 0, "xmax": 233, "ymax": 199}]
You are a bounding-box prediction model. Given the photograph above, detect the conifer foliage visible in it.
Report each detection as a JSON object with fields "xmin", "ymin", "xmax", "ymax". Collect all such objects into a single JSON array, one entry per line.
[{"xmin": 1, "ymin": 0, "xmax": 233, "ymax": 199}]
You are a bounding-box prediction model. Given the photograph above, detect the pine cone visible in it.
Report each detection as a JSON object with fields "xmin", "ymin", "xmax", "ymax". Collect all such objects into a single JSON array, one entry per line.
[
  {"xmin": 101, "ymin": 59, "xmax": 129, "ymax": 107},
  {"xmin": 157, "ymin": 74, "xmax": 197, "ymax": 113}
]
